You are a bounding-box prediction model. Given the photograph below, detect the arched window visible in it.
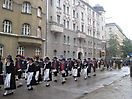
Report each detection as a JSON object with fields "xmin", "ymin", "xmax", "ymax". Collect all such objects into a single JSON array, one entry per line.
[
  {"xmin": 54, "ymin": 34, "xmax": 58, "ymax": 43},
  {"xmin": 67, "ymin": 51, "xmax": 70, "ymax": 58},
  {"xmin": 53, "ymin": 50, "xmax": 57, "ymax": 57},
  {"xmin": 3, "ymin": 20, "xmax": 12, "ymax": 33},
  {"xmin": 73, "ymin": 51, "xmax": 75, "ymax": 58},
  {"xmin": 22, "ymin": 23, "xmax": 30, "ymax": 35},
  {"xmin": 37, "ymin": 27, "xmax": 41, "ymax": 38},
  {"xmin": 3, "ymin": 0, "xmax": 12, "ymax": 10},
  {"xmin": 37, "ymin": 7, "xmax": 42, "ymax": 17},
  {"xmin": 64, "ymin": 35, "xmax": 66, "ymax": 44},
  {"xmin": 17, "ymin": 46, "xmax": 24, "ymax": 55},
  {"xmin": 22, "ymin": 2, "xmax": 31, "ymax": 13},
  {"xmin": 67, "ymin": 36, "xmax": 70, "ymax": 45},
  {"xmin": 0, "ymin": 45, "xmax": 4, "ymax": 56},
  {"xmin": 35, "ymin": 48, "xmax": 41, "ymax": 55}
]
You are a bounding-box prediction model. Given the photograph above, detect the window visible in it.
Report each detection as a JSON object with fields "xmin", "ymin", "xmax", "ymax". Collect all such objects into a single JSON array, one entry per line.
[
  {"xmin": 50, "ymin": 16, "xmax": 52, "ymax": 21},
  {"xmin": 0, "ymin": 45, "xmax": 4, "ymax": 56},
  {"xmin": 73, "ymin": 38, "xmax": 77, "ymax": 46},
  {"xmin": 84, "ymin": 52, "xmax": 87, "ymax": 58},
  {"xmin": 109, "ymin": 28, "xmax": 112, "ymax": 32},
  {"xmin": 76, "ymin": 13, "xmax": 78, "ymax": 18},
  {"xmin": 3, "ymin": 0, "xmax": 12, "ymax": 10},
  {"xmin": 67, "ymin": 21, "xmax": 69, "ymax": 29},
  {"xmin": 53, "ymin": 50, "xmax": 57, "ymax": 57},
  {"xmin": 64, "ymin": 35, "xmax": 66, "ymax": 44},
  {"xmin": 37, "ymin": 27, "xmax": 41, "ymax": 38},
  {"xmin": 54, "ymin": 34, "xmax": 58, "ymax": 43},
  {"xmin": 17, "ymin": 47, "xmax": 24, "ymax": 55},
  {"xmin": 81, "ymin": 12, "xmax": 84, "ymax": 20},
  {"xmin": 37, "ymin": 7, "xmax": 42, "ymax": 17},
  {"xmin": 73, "ymin": 51, "xmax": 75, "ymax": 58},
  {"xmin": 63, "ymin": 5, "xmax": 66, "ymax": 13},
  {"xmin": 81, "ymin": 25, "xmax": 84, "ymax": 32},
  {"xmin": 84, "ymin": 40, "xmax": 86, "ymax": 47},
  {"xmin": 73, "ymin": 10, "xmax": 76, "ymax": 17},
  {"xmin": 63, "ymin": 20, "xmax": 66, "ymax": 28},
  {"xmin": 35, "ymin": 48, "xmax": 41, "ymax": 55},
  {"xmin": 22, "ymin": 23, "xmax": 30, "ymax": 35},
  {"xmin": 73, "ymin": 23, "xmax": 76, "ymax": 31},
  {"xmin": 67, "ymin": 7, "xmax": 69, "ymax": 14},
  {"xmin": 64, "ymin": 51, "xmax": 66, "ymax": 57},
  {"xmin": 57, "ymin": 15, "xmax": 60, "ymax": 24},
  {"xmin": 3, "ymin": 20, "xmax": 12, "ymax": 33},
  {"xmin": 67, "ymin": 51, "xmax": 70, "ymax": 58},
  {"xmin": 79, "ymin": 39, "xmax": 82, "ymax": 46},
  {"xmin": 50, "ymin": 0, "xmax": 52, "ymax": 6},
  {"xmin": 72, "ymin": 0, "xmax": 75, "ymax": 5},
  {"xmin": 57, "ymin": 0, "xmax": 60, "ymax": 8},
  {"xmin": 67, "ymin": 36, "xmax": 70, "ymax": 45},
  {"xmin": 22, "ymin": 2, "xmax": 31, "ymax": 13}
]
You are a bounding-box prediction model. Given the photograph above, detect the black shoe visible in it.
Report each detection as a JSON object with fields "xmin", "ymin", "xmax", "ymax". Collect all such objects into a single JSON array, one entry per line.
[
  {"xmin": 62, "ymin": 81, "xmax": 66, "ymax": 84},
  {"xmin": 0, "ymin": 86, "xmax": 1, "ymax": 88},
  {"xmin": 8, "ymin": 92, "xmax": 13, "ymax": 95},
  {"xmin": 84, "ymin": 77, "xmax": 87, "ymax": 80},
  {"xmin": 54, "ymin": 80, "xmax": 57, "ymax": 82},
  {"xmin": 17, "ymin": 84, "xmax": 23, "ymax": 88},
  {"xmin": 3, "ymin": 93, "xmax": 8, "ymax": 96},
  {"xmin": 88, "ymin": 76, "xmax": 91, "ymax": 78},
  {"xmin": 28, "ymin": 87, "xmax": 33, "ymax": 90},
  {"xmin": 75, "ymin": 79, "xmax": 77, "ymax": 82},
  {"xmin": 46, "ymin": 84, "xmax": 50, "ymax": 87},
  {"xmin": 93, "ymin": 74, "xmax": 96, "ymax": 76}
]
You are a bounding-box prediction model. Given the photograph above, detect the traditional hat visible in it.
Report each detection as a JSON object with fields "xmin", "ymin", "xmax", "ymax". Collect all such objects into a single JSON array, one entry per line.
[
  {"xmin": 29, "ymin": 58, "xmax": 34, "ymax": 62},
  {"xmin": 45, "ymin": 57, "xmax": 50, "ymax": 60},
  {"xmin": 53, "ymin": 57, "xmax": 58, "ymax": 59},
  {"xmin": 16, "ymin": 54, "xmax": 21, "ymax": 57},
  {"xmin": 35, "ymin": 61, "xmax": 39, "ymax": 64}
]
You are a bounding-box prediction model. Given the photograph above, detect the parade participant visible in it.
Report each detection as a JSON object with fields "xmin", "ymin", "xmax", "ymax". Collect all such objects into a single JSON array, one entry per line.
[
  {"xmin": 39, "ymin": 58, "xmax": 44, "ymax": 76},
  {"xmin": 59, "ymin": 58, "xmax": 67, "ymax": 84},
  {"xmin": 100, "ymin": 59, "xmax": 105, "ymax": 71},
  {"xmin": 109, "ymin": 59, "xmax": 113, "ymax": 71},
  {"xmin": 72, "ymin": 60, "xmax": 78, "ymax": 81},
  {"xmin": 43, "ymin": 57, "xmax": 52, "ymax": 87},
  {"xmin": 27, "ymin": 58, "xmax": 36, "ymax": 90},
  {"xmin": 67, "ymin": 58, "xmax": 73, "ymax": 76},
  {"xmin": 24, "ymin": 57, "xmax": 30, "ymax": 80},
  {"xmin": 35, "ymin": 61, "xmax": 41, "ymax": 84},
  {"xmin": 3, "ymin": 55, "xmax": 16, "ymax": 96},
  {"xmin": 15, "ymin": 55, "xmax": 24, "ymax": 88},
  {"xmin": 112, "ymin": 59, "xmax": 116, "ymax": 69},
  {"xmin": 77, "ymin": 59, "xmax": 82, "ymax": 77},
  {"xmin": 82, "ymin": 59, "xmax": 88, "ymax": 80},
  {"xmin": 52, "ymin": 57, "xmax": 60, "ymax": 82},
  {"xmin": 87, "ymin": 58, "xmax": 92, "ymax": 78},
  {"xmin": 21, "ymin": 56, "xmax": 27, "ymax": 79},
  {"xmin": 0, "ymin": 55, "xmax": 3, "ymax": 88},
  {"xmin": 92, "ymin": 58, "xmax": 97, "ymax": 76}
]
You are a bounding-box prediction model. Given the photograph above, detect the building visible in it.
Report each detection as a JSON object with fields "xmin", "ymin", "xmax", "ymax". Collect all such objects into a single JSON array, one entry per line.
[
  {"xmin": 46, "ymin": 0, "xmax": 106, "ymax": 59},
  {"xmin": 105, "ymin": 23, "xmax": 127, "ymax": 46},
  {"xmin": 0, "ymin": 0, "xmax": 46, "ymax": 58}
]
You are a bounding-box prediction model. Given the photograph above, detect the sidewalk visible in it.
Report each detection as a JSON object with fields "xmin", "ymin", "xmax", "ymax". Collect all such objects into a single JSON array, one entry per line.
[{"xmin": 79, "ymin": 75, "xmax": 132, "ymax": 99}]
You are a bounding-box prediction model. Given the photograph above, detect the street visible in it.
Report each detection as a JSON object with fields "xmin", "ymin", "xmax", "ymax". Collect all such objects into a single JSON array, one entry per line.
[{"xmin": 0, "ymin": 67, "xmax": 130, "ymax": 99}]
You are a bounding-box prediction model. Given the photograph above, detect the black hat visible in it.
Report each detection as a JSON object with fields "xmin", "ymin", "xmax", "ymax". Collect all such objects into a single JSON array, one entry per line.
[
  {"xmin": 53, "ymin": 57, "xmax": 58, "ymax": 59},
  {"xmin": 16, "ymin": 54, "xmax": 21, "ymax": 57},
  {"xmin": 62, "ymin": 58, "xmax": 66, "ymax": 61},
  {"xmin": 35, "ymin": 61, "xmax": 39, "ymax": 64},
  {"xmin": 7, "ymin": 55, "xmax": 12, "ymax": 59},
  {"xmin": 29, "ymin": 58, "xmax": 34, "ymax": 62},
  {"xmin": 45, "ymin": 57, "xmax": 50, "ymax": 60}
]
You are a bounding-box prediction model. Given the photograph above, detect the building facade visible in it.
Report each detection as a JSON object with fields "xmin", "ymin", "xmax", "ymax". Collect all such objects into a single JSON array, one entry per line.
[
  {"xmin": 105, "ymin": 23, "xmax": 126, "ymax": 46},
  {"xmin": 0, "ymin": 0, "xmax": 46, "ymax": 58},
  {"xmin": 46, "ymin": 0, "xmax": 106, "ymax": 59}
]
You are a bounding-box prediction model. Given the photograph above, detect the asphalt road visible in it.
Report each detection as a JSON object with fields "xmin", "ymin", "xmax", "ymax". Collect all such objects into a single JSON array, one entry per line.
[{"xmin": 0, "ymin": 67, "xmax": 130, "ymax": 99}]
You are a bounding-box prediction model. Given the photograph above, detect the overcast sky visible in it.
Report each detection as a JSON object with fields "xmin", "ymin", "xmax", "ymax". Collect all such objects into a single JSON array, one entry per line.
[{"xmin": 89, "ymin": 0, "xmax": 132, "ymax": 39}]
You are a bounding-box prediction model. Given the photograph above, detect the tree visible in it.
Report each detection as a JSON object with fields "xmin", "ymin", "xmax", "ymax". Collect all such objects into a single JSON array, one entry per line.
[
  {"xmin": 106, "ymin": 34, "xmax": 120, "ymax": 59},
  {"xmin": 121, "ymin": 38, "xmax": 132, "ymax": 58}
]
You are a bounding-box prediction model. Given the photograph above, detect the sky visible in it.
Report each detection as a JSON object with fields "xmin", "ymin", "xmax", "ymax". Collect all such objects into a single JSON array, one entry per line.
[{"xmin": 89, "ymin": 0, "xmax": 132, "ymax": 39}]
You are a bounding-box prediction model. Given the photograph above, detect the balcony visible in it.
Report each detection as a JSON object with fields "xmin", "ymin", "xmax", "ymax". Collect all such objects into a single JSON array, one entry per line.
[
  {"xmin": 50, "ymin": 23, "xmax": 63, "ymax": 33},
  {"xmin": 18, "ymin": 35, "xmax": 44, "ymax": 46},
  {"xmin": 77, "ymin": 31, "xmax": 86, "ymax": 39}
]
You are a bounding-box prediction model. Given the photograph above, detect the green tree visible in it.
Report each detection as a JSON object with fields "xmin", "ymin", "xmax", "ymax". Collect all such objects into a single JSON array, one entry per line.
[
  {"xmin": 121, "ymin": 38, "xmax": 132, "ymax": 58},
  {"xmin": 106, "ymin": 34, "xmax": 120, "ymax": 59}
]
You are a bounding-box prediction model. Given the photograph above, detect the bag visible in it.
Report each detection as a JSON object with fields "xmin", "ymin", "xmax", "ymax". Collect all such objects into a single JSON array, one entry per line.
[{"xmin": 4, "ymin": 73, "xmax": 11, "ymax": 88}]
